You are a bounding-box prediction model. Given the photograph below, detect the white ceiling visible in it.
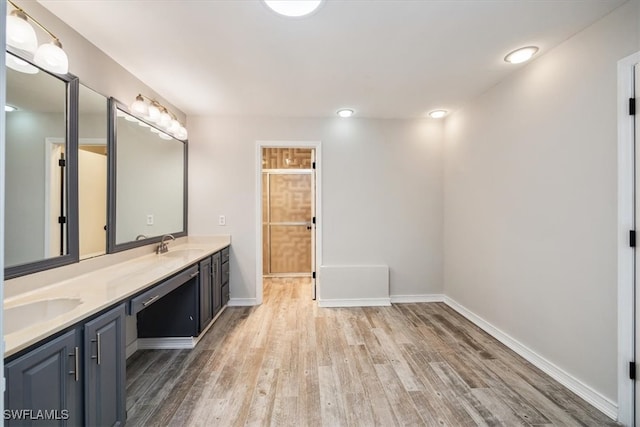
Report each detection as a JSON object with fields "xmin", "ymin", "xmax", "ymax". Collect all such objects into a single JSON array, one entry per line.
[{"xmin": 38, "ymin": 0, "xmax": 626, "ymax": 119}]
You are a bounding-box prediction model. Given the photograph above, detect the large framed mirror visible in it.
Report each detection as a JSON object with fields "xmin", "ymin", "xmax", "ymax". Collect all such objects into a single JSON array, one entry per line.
[
  {"xmin": 4, "ymin": 49, "xmax": 79, "ymax": 279},
  {"xmin": 107, "ymin": 98, "xmax": 187, "ymax": 253}
]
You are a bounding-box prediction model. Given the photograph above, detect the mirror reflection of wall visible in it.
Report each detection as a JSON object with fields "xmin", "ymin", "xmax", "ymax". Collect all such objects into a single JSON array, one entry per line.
[
  {"xmin": 115, "ymin": 109, "xmax": 184, "ymax": 245},
  {"xmin": 5, "ymin": 52, "xmax": 68, "ymax": 268},
  {"xmin": 78, "ymin": 85, "xmax": 108, "ymax": 260}
]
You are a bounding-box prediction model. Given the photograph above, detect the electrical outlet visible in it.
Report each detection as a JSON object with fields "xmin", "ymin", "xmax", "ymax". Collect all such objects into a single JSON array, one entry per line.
[
  {"xmin": 146, "ymin": 214, "xmax": 154, "ymax": 225},
  {"xmin": 219, "ymin": 215, "xmax": 226, "ymax": 226}
]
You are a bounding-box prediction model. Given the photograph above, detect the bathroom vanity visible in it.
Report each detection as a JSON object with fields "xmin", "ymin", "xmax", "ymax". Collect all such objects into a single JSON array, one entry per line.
[
  {"xmin": 4, "ymin": 21, "xmax": 205, "ymax": 427},
  {"xmin": 3, "ymin": 236, "xmax": 230, "ymax": 426}
]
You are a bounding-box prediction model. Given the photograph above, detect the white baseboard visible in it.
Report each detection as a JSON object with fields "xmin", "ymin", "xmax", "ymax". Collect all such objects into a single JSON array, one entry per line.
[
  {"xmin": 137, "ymin": 337, "xmax": 197, "ymax": 350},
  {"xmin": 390, "ymin": 294, "xmax": 445, "ymax": 303},
  {"xmin": 443, "ymin": 296, "xmax": 618, "ymax": 420},
  {"xmin": 125, "ymin": 340, "xmax": 138, "ymax": 359},
  {"xmin": 228, "ymin": 298, "xmax": 258, "ymax": 306},
  {"xmin": 317, "ymin": 297, "xmax": 391, "ymax": 308}
]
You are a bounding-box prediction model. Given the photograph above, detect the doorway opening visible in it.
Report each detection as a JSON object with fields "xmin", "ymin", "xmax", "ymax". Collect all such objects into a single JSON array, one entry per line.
[
  {"xmin": 78, "ymin": 140, "xmax": 107, "ymax": 259},
  {"xmin": 256, "ymin": 141, "xmax": 321, "ymax": 305}
]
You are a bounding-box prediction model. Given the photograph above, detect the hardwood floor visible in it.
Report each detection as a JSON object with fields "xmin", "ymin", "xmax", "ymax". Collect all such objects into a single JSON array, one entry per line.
[{"xmin": 125, "ymin": 277, "xmax": 618, "ymax": 426}]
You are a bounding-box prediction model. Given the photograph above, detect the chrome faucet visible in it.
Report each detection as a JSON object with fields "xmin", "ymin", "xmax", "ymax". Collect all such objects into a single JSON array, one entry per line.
[{"xmin": 156, "ymin": 234, "xmax": 175, "ymax": 254}]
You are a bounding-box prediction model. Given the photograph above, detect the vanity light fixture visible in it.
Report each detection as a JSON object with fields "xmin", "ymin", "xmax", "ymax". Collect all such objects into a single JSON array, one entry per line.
[
  {"xmin": 264, "ymin": 0, "xmax": 323, "ymax": 17},
  {"xmin": 337, "ymin": 108, "xmax": 354, "ymax": 118},
  {"xmin": 504, "ymin": 46, "xmax": 539, "ymax": 64},
  {"xmin": 129, "ymin": 94, "xmax": 189, "ymax": 140},
  {"xmin": 429, "ymin": 110, "xmax": 447, "ymax": 119},
  {"xmin": 5, "ymin": 105, "xmax": 17, "ymax": 112},
  {"xmin": 6, "ymin": 0, "xmax": 70, "ymax": 74}
]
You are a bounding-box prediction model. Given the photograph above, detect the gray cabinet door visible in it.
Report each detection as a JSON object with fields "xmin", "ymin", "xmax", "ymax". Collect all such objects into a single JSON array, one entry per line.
[
  {"xmin": 84, "ymin": 304, "xmax": 126, "ymax": 427},
  {"xmin": 199, "ymin": 256, "xmax": 213, "ymax": 332},
  {"xmin": 5, "ymin": 329, "xmax": 82, "ymax": 426},
  {"xmin": 212, "ymin": 252, "xmax": 222, "ymax": 315}
]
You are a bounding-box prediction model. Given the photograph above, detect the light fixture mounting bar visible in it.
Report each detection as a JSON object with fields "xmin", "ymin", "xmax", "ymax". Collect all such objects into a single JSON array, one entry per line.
[
  {"xmin": 136, "ymin": 93, "xmax": 179, "ymax": 120},
  {"xmin": 7, "ymin": 0, "xmax": 61, "ymax": 43}
]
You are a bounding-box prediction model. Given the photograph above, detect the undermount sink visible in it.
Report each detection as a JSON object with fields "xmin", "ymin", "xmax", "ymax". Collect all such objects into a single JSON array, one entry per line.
[
  {"xmin": 4, "ymin": 298, "xmax": 83, "ymax": 335},
  {"xmin": 160, "ymin": 248, "xmax": 205, "ymax": 259}
]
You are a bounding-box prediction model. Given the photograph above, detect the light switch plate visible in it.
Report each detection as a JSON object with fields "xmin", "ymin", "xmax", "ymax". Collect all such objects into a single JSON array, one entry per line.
[{"xmin": 147, "ymin": 214, "xmax": 154, "ymax": 225}]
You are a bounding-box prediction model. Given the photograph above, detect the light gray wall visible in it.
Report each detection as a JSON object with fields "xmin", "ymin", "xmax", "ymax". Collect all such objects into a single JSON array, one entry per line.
[
  {"xmin": 188, "ymin": 117, "xmax": 444, "ymax": 300},
  {"xmin": 11, "ymin": 0, "xmax": 185, "ymax": 122},
  {"xmin": 443, "ymin": 0, "xmax": 639, "ymax": 403}
]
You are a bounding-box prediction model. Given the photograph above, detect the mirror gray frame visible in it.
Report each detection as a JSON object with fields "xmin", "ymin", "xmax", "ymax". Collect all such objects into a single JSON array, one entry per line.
[
  {"xmin": 4, "ymin": 47, "xmax": 79, "ymax": 279},
  {"xmin": 107, "ymin": 97, "xmax": 188, "ymax": 253}
]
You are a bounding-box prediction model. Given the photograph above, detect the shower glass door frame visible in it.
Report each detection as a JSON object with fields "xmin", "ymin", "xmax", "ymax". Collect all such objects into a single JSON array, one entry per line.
[{"xmin": 262, "ymin": 168, "xmax": 314, "ymax": 277}]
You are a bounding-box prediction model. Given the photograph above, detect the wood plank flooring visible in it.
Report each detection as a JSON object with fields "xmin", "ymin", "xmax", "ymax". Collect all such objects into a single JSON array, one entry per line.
[{"xmin": 125, "ymin": 277, "xmax": 618, "ymax": 426}]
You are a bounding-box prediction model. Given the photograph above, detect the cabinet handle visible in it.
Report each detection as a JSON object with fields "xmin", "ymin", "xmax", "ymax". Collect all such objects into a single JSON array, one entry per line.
[
  {"xmin": 142, "ymin": 295, "xmax": 160, "ymax": 306},
  {"xmin": 96, "ymin": 332, "xmax": 102, "ymax": 365},
  {"xmin": 190, "ymin": 271, "xmax": 199, "ymax": 278},
  {"xmin": 90, "ymin": 335, "xmax": 101, "ymax": 365},
  {"xmin": 68, "ymin": 346, "xmax": 79, "ymax": 381}
]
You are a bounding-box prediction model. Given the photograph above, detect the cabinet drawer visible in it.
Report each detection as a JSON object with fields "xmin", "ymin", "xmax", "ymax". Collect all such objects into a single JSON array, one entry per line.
[
  {"xmin": 128, "ymin": 265, "xmax": 199, "ymax": 315},
  {"xmin": 222, "ymin": 261, "xmax": 229, "ymax": 285},
  {"xmin": 221, "ymin": 246, "xmax": 230, "ymax": 264}
]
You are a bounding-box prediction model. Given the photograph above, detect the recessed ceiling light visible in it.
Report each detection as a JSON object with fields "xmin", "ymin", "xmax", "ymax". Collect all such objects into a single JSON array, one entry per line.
[
  {"xmin": 264, "ymin": 0, "xmax": 323, "ymax": 17},
  {"xmin": 504, "ymin": 46, "xmax": 539, "ymax": 64},
  {"xmin": 5, "ymin": 105, "xmax": 17, "ymax": 112},
  {"xmin": 429, "ymin": 110, "xmax": 447, "ymax": 119},
  {"xmin": 337, "ymin": 108, "xmax": 354, "ymax": 118}
]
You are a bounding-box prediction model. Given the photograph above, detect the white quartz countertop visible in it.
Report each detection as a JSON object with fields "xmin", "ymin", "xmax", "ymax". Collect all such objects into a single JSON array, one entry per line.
[{"xmin": 4, "ymin": 236, "xmax": 231, "ymax": 358}]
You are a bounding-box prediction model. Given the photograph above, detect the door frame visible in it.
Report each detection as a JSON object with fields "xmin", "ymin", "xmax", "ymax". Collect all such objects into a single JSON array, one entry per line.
[
  {"xmin": 255, "ymin": 141, "xmax": 322, "ymax": 305},
  {"xmin": 617, "ymin": 50, "xmax": 640, "ymax": 427},
  {"xmin": 45, "ymin": 138, "xmax": 106, "ymax": 258}
]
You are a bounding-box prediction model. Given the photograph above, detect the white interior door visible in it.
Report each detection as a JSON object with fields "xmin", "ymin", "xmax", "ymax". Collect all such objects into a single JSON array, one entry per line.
[
  {"xmin": 311, "ymin": 149, "xmax": 316, "ymax": 300},
  {"xmin": 634, "ymin": 62, "xmax": 639, "ymax": 426}
]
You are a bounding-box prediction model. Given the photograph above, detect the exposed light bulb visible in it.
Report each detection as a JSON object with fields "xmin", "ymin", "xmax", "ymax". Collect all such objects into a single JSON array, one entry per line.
[{"xmin": 5, "ymin": 105, "xmax": 17, "ymax": 112}]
